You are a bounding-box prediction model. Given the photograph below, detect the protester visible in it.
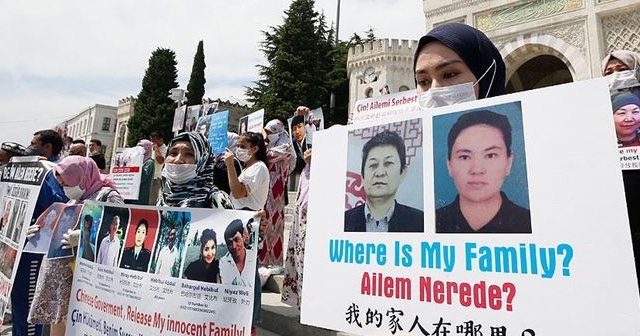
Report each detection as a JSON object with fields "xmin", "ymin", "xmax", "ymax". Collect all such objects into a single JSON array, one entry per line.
[
  {"xmin": 68, "ymin": 143, "xmax": 87, "ymax": 156},
  {"xmin": 0, "ymin": 141, "xmax": 28, "ymax": 167},
  {"xmin": 62, "ymin": 136, "xmax": 73, "ymax": 157},
  {"xmin": 88, "ymin": 139, "xmax": 107, "ymax": 172},
  {"xmin": 260, "ymin": 120, "xmax": 295, "ymax": 269},
  {"xmin": 602, "ymin": 50, "xmax": 640, "ymax": 98},
  {"xmin": 11, "ymin": 129, "xmax": 67, "ymax": 336},
  {"xmin": 184, "ymin": 228, "xmax": 221, "ymax": 283},
  {"xmin": 126, "ymin": 139, "xmax": 155, "ymax": 205},
  {"xmin": 157, "ymin": 131, "xmax": 232, "ymax": 209},
  {"xmin": 27, "ymin": 156, "xmax": 123, "ymax": 336},
  {"xmin": 282, "ymin": 108, "xmax": 313, "ymax": 310},
  {"xmin": 413, "ymin": 22, "xmax": 506, "ymax": 103},
  {"xmin": 150, "ymin": 131, "xmax": 167, "ymax": 205}
]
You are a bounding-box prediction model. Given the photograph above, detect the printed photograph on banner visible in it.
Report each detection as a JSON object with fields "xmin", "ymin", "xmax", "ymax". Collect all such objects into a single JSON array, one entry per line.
[
  {"xmin": 0, "ymin": 197, "xmax": 13, "ymax": 237},
  {"xmin": 610, "ymin": 92, "xmax": 640, "ymax": 170},
  {"xmin": 238, "ymin": 115, "xmax": 249, "ymax": 135},
  {"xmin": 172, "ymin": 105, "xmax": 187, "ymax": 132},
  {"xmin": 433, "ymin": 101, "xmax": 531, "ymax": 234},
  {"xmin": 4, "ymin": 198, "xmax": 27, "ymax": 244},
  {"xmin": 344, "ymin": 118, "xmax": 424, "ymax": 233},
  {"xmin": 119, "ymin": 209, "xmax": 159, "ymax": 272},
  {"xmin": 79, "ymin": 203, "xmax": 103, "ymax": 262},
  {"xmin": 202, "ymin": 102, "xmax": 219, "ymax": 115},
  {"xmin": 185, "ymin": 105, "xmax": 202, "ymax": 132},
  {"xmin": 47, "ymin": 205, "xmax": 82, "ymax": 260},
  {"xmin": 150, "ymin": 210, "xmax": 190, "ymax": 277},
  {"xmin": 95, "ymin": 206, "xmax": 129, "ymax": 267},
  {"xmin": 181, "ymin": 223, "xmax": 222, "ymax": 283},
  {"xmin": 23, "ymin": 202, "xmax": 65, "ymax": 254},
  {"xmin": 0, "ymin": 243, "xmax": 17, "ymax": 279},
  {"xmin": 218, "ymin": 217, "xmax": 258, "ymax": 287},
  {"xmin": 196, "ymin": 115, "xmax": 212, "ymax": 139}
]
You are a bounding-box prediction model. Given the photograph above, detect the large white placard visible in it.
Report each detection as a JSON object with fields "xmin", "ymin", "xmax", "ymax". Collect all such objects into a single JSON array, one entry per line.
[{"xmin": 301, "ymin": 79, "xmax": 640, "ymax": 335}]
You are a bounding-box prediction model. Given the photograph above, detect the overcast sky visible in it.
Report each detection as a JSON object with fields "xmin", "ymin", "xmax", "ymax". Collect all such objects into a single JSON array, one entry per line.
[{"xmin": 0, "ymin": 0, "xmax": 425, "ymax": 145}]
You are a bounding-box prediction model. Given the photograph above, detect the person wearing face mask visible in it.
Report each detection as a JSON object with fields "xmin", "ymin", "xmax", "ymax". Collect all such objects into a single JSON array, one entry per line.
[
  {"xmin": 259, "ymin": 120, "xmax": 296, "ymax": 269},
  {"xmin": 414, "ymin": 23, "xmax": 506, "ymax": 108},
  {"xmin": 602, "ymin": 50, "xmax": 640, "ymax": 99},
  {"xmin": 28, "ymin": 156, "xmax": 122, "ymax": 335},
  {"xmin": 213, "ymin": 132, "xmax": 243, "ymax": 195},
  {"xmin": 12, "ymin": 130, "xmax": 68, "ymax": 336},
  {"xmin": 157, "ymin": 132, "xmax": 233, "ymax": 209}
]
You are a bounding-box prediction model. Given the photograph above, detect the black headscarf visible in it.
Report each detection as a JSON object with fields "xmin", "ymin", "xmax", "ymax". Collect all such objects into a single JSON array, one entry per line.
[
  {"xmin": 159, "ymin": 132, "xmax": 233, "ymax": 209},
  {"xmin": 413, "ymin": 23, "xmax": 506, "ymax": 98}
]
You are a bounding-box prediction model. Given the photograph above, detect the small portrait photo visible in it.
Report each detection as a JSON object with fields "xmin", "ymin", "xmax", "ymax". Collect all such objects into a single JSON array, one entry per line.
[
  {"xmin": 196, "ymin": 115, "xmax": 212, "ymax": 139},
  {"xmin": 4, "ymin": 199, "xmax": 21, "ymax": 242},
  {"xmin": 95, "ymin": 206, "xmax": 129, "ymax": 267},
  {"xmin": 202, "ymin": 102, "xmax": 219, "ymax": 116},
  {"xmin": 610, "ymin": 92, "xmax": 640, "ymax": 147},
  {"xmin": 119, "ymin": 209, "xmax": 159, "ymax": 272},
  {"xmin": 0, "ymin": 198, "xmax": 14, "ymax": 237},
  {"xmin": 150, "ymin": 210, "xmax": 190, "ymax": 277},
  {"xmin": 10, "ymin": 200, "xmax": 29, "ymax": 243},
  {"xmin": 186, "ymin": 105, "xmax": 201, "ymax": 132},
  {"xmin": 0, "ymin": 243, "xmax": 17, "ymax": 279},
  {"xmin": 24, "ymin": 203, "xmax": 65, "ymax": 254},
  {"xmin": 238, "ymin": 116, "xmax": 249, "ymax": 135},
  {"xmin": 433, "ymin": 102, "xmax": 531, "ymax": 234},
  {"xmin": 79, "ymin": 203, "xmax": 104, "ymax": 262},
  {"xmin": 218, "ymin": 218, "xmax": 256, "ymax": 287},
  {"xmin": 181, "ymin": 226, "xmax": 221, "ymax": 283},
  {"xmin": 47, "ymin": 205, "xmax": 82, "ymax": 260},
  {"xmin": 344, "ymin": 118, "xmax": 424, "ymax": 233}
]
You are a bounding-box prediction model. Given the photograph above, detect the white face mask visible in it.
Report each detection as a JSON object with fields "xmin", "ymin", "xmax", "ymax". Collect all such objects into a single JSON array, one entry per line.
[
  {"xmin": 235, "ymin": 148, "xmax": 251, "ymax": 162},
  {"xmin": 162, "ymin": 163, "xmax": 197, "ymax": 184},
  {"xmin": 267, "ymin": 133, "xmax": 280, "ymax": 145},
  {"xmin": 418, "ymin": 82, "xmax": 477, "ymax": 109},
  {"xmin": 606, "ymin": 70, "xmax": 640, "ymax": 90},
  {"xmin": 63, "ymin": 185, "xmax": 84, "ymax": 201}
]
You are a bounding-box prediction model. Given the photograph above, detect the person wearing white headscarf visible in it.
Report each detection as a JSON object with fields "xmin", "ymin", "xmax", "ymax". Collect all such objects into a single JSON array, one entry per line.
[
  {"xmin": 602, "ymin": 50, "xmax": 640, "ymax": 98},
  {"xmin": 259, "ymin": 120, "xmax": 295, "ymax": 269}
]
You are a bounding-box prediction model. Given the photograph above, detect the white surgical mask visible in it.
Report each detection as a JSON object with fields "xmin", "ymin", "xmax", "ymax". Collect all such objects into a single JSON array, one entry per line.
[
  {"xmin": 267, "ymin": 133, "xmax": 280, "ymax": 145},
  {"xmin": 418, "ymin": 82, "xmax": 477, "ymax": 109},
  {"xmin": 235, "ymin": 148, "xmax": 251, "ymax": 162},
  {"xmin": 63, "ymin": 186, "xmax": 84, "ymax": 201},
  {"xmin": 162, "ymin": 163, "xmax": 197, "ymax": 184},
  {"xmin": 606, "ymin": 70, "xmax": 640, "ymax": 91}
]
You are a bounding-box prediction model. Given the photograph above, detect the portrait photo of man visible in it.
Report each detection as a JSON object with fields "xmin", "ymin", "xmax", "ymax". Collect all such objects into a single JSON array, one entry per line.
[
  {"xmin": 96, "ymin": 215, "xmax": 122, "ymax": 266},
  {"xmin": 434, "ymin": 107, "xmax": 531, "ymax": 233},
  {"xmin": 344, "ymin": 124, "xmax": 424, "ymax": 233},
  {"xmin": 219, "ymin": 219, "xmax": 255, "ymax": 287}
]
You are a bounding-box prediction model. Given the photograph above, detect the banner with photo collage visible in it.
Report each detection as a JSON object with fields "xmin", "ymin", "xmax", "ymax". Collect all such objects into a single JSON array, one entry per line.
[
  {"xmin": 0, "ymin": 157, "xmax": 53, "ymax": 327},
  {"xmin": 301, "ymin": 79, "xmax": 640, "ymax": 334},
  {"xmin": 66, "ymin": 203, "xmax": 258, "ymax": 336}
]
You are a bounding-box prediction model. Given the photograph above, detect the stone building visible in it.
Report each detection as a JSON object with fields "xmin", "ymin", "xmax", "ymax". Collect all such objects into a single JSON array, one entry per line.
[
  {"xmin": 65, "ymin": 104, "xmax": 118, "ymax": 167},
  {"xmin": 347, "ymin": 0, "xmax": 639, "ymax": 119}
]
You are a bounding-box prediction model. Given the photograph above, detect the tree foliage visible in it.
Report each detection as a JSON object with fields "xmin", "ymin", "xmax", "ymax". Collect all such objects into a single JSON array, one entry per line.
[
  {"xmin": 186, "ymin": 40, "xmax": 206, "ymax": 106},
  {"xmin": 127, "ymin": 48, "xmax": 178, "ymax": 146},
  {"xmin": 246, "ymin": 0, "xmax": 339, "ymax": 123}
]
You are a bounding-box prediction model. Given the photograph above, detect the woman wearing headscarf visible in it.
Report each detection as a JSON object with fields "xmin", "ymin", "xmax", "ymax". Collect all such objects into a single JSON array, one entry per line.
[
  {"xmin": 126, "ymin": 139, "xmax": 155, "ymax": 205},
  {"xmin": 157, "ymin": 132, "xmax": 233, "ymax": 209},
  {"xmin": 28, "ymin": 156, "xmax": 123, "ymax": 336},
  {"xmin": 413, "ymin": 22, "xmax": 506, "ymax": 107},
  {"xmin": 602, "ymin": 50, "xmax": 640, "ymax": 99},
  {"xmin": 282, "ymin": 108, "xmax": 313, "ymax": 310},
  {"xmin": 259, "ymin": 120, "xmax": 295, "ymax": 269}
]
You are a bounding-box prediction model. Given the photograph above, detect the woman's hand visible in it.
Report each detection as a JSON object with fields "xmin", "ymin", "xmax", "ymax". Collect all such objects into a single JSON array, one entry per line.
[
  {"xmin": 303, "ymin": 149, "xmax": 312, "ymax": 165},
  {"xmin": 223, "ymin": 148, "xmax": 235, "ymax": 166},
  {"xmin": 255, "ymin": 210, "xmax": 268, "ymax": 233}
]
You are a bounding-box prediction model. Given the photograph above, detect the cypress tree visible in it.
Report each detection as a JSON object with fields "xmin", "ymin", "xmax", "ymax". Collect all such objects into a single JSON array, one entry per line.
[
  {"xmin": 127, "ymin": 48, "xmax": 179, "ymax": 146},
  {"xmin": 186, "ymin": 40, "xmax": 206, "ymax": 106}
]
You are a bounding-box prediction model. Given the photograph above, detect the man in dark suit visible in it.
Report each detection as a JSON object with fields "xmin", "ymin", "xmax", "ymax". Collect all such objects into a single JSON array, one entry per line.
[{"xmin": 345, "ymin": 130, "xmax": 424, "ymax": 232}]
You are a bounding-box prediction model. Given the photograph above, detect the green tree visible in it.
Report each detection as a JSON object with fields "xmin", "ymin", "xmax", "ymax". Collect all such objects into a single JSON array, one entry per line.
[
  {"xmin": 246, "ymin": 0, "xmax": 334, "ymax": 122},
  {"xmin": 127, "ymin": 48, "xmax": 178, "ymax": 146},
  {"xmin": 186, "ymin": 40, "xmax": 206, "ymax": 106}
]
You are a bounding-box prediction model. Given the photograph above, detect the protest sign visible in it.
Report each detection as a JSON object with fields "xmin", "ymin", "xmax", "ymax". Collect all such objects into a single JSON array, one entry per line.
[
  {"xmin": 111, "ymin": 147, "xmax": 144, "ymax": 200},
  {"xmin": 67, "ymin": 203, "xmax": 258, "ymax": 336},
  {"xmin": 172, "ymin": 105, "xmax": 187, "ymax": 133},
  {"xmin": 351, "ymin": 90, "xmax": 419, "ymax": 124},
  {"xmin": 287, "ymin": 107, "xmax": 325, "ymax": 147},
  {"xmin": 239, "ymin": 109, "xmax": 264, "ymax": 134},
  {"xmin": 301, "ymin": 79, "xmax": 640, "ymax": 335},
  {"xmin": 209, "ymin": 110, "xmax": 229, "ymax": 154},
  {"xmin": 185, "ymin": 105, "xmax": 202, "ymax": 132},
  {"xmin": 0, "ymin": 157, "xmax": 53, "ymax": 327}
]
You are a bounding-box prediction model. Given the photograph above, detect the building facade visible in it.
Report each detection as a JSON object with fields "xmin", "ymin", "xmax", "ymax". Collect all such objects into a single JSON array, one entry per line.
[
  {"xmin": 347, "ymin": 0, "xmax": 639, "ymax": 120},
  {"xmin": 65, "ymin": 104, "xmax": 117, "ymax": 164}
]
